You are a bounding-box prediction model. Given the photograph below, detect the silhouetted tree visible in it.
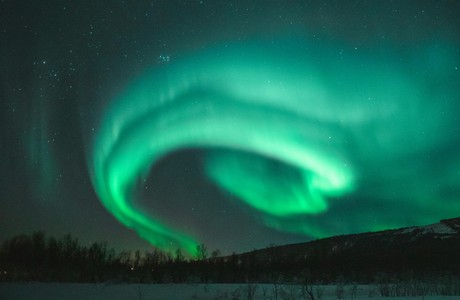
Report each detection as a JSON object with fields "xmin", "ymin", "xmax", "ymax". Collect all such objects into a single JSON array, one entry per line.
[
  {"xmin": 175, "ymin": 248, "xmax": 184, "ymax": 263},
  {"xmin": 211, "ymin": 249, "xmax": 221, "ymax": 259},
  {"xmin": 195, "ymin": 243, "xmax": 208, "ymax": 261}
]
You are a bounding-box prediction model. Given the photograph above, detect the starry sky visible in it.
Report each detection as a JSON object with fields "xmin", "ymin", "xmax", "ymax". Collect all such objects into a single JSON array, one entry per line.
[{"xmin": 1, "ymin": 1, "xmax": 460, "ymax": 255}]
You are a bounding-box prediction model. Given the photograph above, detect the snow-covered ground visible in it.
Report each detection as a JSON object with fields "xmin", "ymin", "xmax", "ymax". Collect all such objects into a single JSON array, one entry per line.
[
  {"xmin": 0, "ymin": 283, "xmax": 458, "ymax": 300},
  {"xmin": 396, "ymin": 222, "xmax": 457, "ymax": 237}
]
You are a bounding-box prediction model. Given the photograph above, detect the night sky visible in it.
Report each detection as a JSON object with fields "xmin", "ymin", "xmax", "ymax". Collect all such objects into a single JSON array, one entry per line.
[{"xmin": 1, "ymin": 1, "xmax": 460, "ymax": 255}]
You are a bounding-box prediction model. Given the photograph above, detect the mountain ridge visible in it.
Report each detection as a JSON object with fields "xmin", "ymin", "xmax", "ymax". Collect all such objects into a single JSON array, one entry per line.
[
  {"xmin": 239, "ymin": 217, "xmax": 460, "ymax": 256},
  {"xmin": 228, "ymin": 217, "xmax": 460, "ymax": 281}
]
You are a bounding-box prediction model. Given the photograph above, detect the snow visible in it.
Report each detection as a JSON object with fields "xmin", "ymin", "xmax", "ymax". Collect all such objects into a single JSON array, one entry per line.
[
  {"xmin": 397, "ymin": 222, "xmax": 456, "ymax": 237},
  {"xmin": 0, "ymin": 283, "xmax": 458, "ymax": 300},
  {"xmin": 422, "ymin": 223, "xmax": 457, "ymax": 235}
]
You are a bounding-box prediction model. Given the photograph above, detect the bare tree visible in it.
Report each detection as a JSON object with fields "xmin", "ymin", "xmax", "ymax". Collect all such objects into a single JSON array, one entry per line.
[
  {"xmin": 175, "ymin": 248, "xmax": 184, "ymax": 263},
  {"xmin": 211, "ymin": 249, "xmax": 221, "ymax": 259},
  {"xmin": 195, "ymin": 243, "xmax": 208, "ymax": 261}
]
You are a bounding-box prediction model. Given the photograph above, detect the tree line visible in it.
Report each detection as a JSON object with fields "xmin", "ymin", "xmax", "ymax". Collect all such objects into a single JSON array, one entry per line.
[
  {"xmin": 1, "ymin": 231, "xmax": 460, "ymax": 286},
  {"xmin": 0, "ymin": 231, "xmax": 243, "ymax": 283}
]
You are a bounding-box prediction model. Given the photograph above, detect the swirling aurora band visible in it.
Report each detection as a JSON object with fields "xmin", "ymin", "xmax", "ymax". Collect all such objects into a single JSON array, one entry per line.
[{"xmin": 91, "ymin": 40, "xmax": 460, "ymax": 255}]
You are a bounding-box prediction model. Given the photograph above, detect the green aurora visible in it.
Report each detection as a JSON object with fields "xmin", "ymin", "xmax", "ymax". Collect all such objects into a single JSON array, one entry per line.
[{"xmin": 91, "ymin": 39, "xmax": 460, "ymax": 255}]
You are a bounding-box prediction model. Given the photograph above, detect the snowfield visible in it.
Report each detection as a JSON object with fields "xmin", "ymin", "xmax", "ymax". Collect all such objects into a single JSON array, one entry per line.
[{"xmin": 1, "ymin": 283, "xmax": 459, "ymax": 300}]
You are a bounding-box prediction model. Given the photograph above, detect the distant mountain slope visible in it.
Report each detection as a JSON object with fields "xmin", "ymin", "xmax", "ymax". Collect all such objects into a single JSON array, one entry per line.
[{"xmin": 232, "ymin": 218, "xmax": 460, "ymax": 281}]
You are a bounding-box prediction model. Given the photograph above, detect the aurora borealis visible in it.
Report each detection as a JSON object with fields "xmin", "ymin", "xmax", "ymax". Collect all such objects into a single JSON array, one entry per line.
[
  {"xmin": 92, "ymin": 38, "xmax": 460, "ymax": 254},
  {"xmin": 2, "ymin": 1, "xmax": 460, "ymax": 255}
]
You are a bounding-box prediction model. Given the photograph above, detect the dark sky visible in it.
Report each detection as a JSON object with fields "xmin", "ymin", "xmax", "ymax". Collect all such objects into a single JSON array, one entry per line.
[{"xmin": 1, "ymin": 1, "xmax": 460, "ymax": 255}]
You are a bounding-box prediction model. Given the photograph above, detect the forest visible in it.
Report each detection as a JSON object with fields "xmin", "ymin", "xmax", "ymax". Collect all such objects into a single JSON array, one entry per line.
[{"xmin": 1, "ymin": 230, "xmax": 460, "ymax": 290}]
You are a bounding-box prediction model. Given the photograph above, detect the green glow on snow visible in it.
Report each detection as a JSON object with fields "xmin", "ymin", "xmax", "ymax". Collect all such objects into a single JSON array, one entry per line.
[{"xmin": 91, "ymin": 39, "xmax": 460, "ymax": 254}]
